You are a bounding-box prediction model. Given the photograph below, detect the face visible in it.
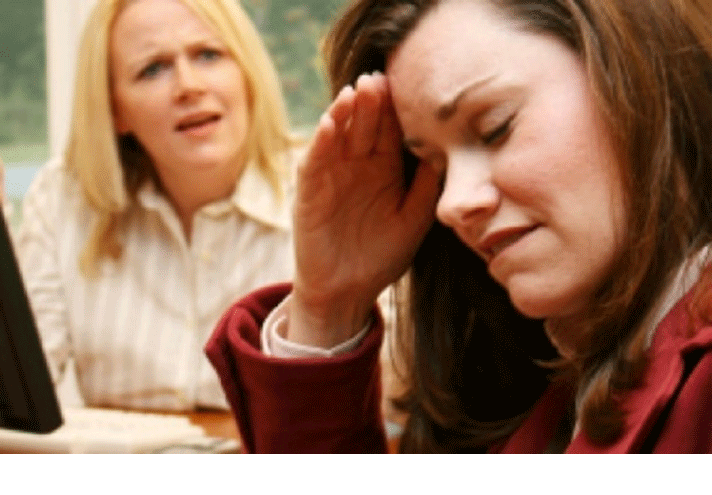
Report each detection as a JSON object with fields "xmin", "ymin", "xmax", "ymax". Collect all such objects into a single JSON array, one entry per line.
[
  {"xmin": 387, "ymin": 0, "xmax": 627, "ymax": 322},
  {"xmin": 110, "ymin": 0, "xmax": 250, "ymax": 196}
]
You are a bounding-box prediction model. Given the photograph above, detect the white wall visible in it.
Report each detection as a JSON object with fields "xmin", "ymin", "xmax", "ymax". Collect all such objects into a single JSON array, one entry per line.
[{"xmin": 45, "ymin": 0, "xmax": 98, "ymax": 158}]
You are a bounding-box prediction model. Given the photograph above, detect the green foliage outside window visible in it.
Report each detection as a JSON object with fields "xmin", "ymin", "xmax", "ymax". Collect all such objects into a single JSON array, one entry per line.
[
  {"xmin": 0, "ymin": 1, "xmax": 47, "ymax": 160},
  {"xmin": 243, "ymin": 0, "xmax": 349, "ymax": 129}
]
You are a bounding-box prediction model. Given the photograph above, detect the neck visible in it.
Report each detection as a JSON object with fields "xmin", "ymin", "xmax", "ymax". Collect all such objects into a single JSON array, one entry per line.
[
  {"xmin": 545, "ymin": 245, "xmax": 712, "ymax": 362},
  {"xmin": 152, "ymin": 154, "xmax": 247, "ymax": 239},
  {"xmin": 170, "ymin": 177, "xmax": 237, "ymax": 238},
  {"xmin": 543, "ymin": 317, "xmax": 583, "ymax": 362}
]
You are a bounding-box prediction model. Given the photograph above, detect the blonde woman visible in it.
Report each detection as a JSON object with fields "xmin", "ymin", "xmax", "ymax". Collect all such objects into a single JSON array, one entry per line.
[{"xmin": 16, "ymin": 0, "xmax": 297, "ymax": 411}]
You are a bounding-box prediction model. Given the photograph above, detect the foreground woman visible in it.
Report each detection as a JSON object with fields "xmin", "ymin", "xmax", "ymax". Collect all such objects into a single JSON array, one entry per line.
[{"xmin": 208, "ymin": 0, "xmax": 712, "ymax": 452}]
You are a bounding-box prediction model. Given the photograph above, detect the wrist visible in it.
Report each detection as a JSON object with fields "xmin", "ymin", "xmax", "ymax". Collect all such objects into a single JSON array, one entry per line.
[{"xmin": 287, "ymin": 290, "xmax": 373, "ymax": 349}]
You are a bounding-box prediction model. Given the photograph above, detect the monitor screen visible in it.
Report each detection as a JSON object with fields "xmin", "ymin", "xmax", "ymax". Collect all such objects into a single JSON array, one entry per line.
[{"xmin": 0, "ymin": 212, "xmax": 62, "ymax": 433}]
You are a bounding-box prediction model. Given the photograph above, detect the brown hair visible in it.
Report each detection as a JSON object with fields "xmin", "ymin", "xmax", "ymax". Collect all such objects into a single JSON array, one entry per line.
[{"xmin": 325, "ymin": 0, "xmax": 712, "ymax": 451}]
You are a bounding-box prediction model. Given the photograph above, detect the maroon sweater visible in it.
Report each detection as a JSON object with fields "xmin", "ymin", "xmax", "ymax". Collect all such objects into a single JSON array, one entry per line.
[{"xmin": 206, "ymin": 283, "xmax": 712, "ymax": 453}]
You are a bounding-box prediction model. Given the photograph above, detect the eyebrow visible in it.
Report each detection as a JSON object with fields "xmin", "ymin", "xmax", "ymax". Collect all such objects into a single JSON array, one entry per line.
[
  {"xmin": 403, "ymin": 75, "xmax": 497, "ymax": 151},
  {"xmin": 124, "ymin": 36, "xmax": 220, "ymax": 70},
  {"xmin": 435, "ymin": 75, "xmax": 496, "ymax": 121}
]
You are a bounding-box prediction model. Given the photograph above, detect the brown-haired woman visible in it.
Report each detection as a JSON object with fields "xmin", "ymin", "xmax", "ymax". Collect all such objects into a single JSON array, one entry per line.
[{"xmin": 207, "ymin": 0, "xmax": 712, "ymax": 452}]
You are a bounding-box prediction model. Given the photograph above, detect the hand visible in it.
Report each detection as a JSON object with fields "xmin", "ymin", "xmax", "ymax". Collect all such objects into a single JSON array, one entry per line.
[{"xmin": 288, "ymin": 72, "xmax": 441, "ymax": 347}]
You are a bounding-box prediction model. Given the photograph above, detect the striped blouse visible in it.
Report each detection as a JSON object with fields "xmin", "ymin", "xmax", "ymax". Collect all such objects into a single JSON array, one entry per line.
[{"xmin": 15, "ymin": 154, "xmax": 295, "ymax": 411}]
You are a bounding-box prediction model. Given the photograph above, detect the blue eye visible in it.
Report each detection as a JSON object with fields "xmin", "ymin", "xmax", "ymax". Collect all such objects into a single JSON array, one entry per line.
[
  {"xmin": 197, "ymin": 49, "xmax": 221, "ymax": 61},
  {"xmin": 139, "ymin": 61, "xmax": 167, "ymax": 79}
]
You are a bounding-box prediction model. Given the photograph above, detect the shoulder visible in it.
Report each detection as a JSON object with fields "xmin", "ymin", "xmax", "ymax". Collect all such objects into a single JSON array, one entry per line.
[
  {"xmin": 647, "ymin": 325, "xmax": 712, "ymax": 452},
  {"xmin": 649, "ymin": 286, "xmax": 712, "ymax": 359},
  {"xmin": 640, "ymin": 295, "xmax": 712, "ymax": 452},
  {"xmin": 233, "ymin": 145, "xmax": 305, "ymax": 231},
  {"xmin": 645, "ymin": 288, "xmax": 712, "ymax": 399},
  {"xmin": 24, "ymin": 156, "xmax": 82, "ymax": 209},
  {"xmin": 18, "ymin": 156, "xmax": 93, "ymax": 242}
]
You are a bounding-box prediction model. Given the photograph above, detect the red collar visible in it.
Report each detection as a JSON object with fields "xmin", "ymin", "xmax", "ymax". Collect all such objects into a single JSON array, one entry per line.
[{"xmin": 495, "ymin": 292, "xmax": 712, "ymax": 453}]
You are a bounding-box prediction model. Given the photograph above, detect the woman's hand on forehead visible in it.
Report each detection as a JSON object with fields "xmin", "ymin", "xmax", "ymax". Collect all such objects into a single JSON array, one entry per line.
[{"xmin": 287, "ymin": 72, "xmax": 442, "ymax": 348}]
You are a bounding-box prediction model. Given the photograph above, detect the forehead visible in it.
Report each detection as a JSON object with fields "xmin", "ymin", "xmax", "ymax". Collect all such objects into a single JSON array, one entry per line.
[
  {"xmin": 386, "ymin": 1, "xmax": 514, "ymax": 107},
  {"xmin": 112, "ymin": 0, "xmax": 218, "ymax": 57}
]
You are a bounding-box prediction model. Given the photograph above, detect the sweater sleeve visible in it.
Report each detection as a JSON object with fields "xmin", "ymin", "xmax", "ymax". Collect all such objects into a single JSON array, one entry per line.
[{"xmin": 204, "ymin": 283, "xmax": 388, "ymax": 453}]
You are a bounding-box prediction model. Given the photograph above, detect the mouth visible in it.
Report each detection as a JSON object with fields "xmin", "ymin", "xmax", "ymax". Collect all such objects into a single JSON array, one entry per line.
[
  {"xmin": 175, "ymin": 113, "xmax": 221, "ymax": 132},
  {"xmin": 477, "ymin": 225, "xmax": 539, "ymax": 262}
]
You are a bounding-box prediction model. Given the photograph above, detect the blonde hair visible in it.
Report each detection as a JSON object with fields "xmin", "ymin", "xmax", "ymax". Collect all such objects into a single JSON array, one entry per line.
[{"xmin": 66, "ymin": 0, "xmax": 292, "ymax": 274}]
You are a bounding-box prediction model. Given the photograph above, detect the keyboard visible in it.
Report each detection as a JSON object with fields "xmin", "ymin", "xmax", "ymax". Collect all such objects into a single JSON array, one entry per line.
[{"xmin": 0, "ymin": 407, "xmax": 240, "ymax": 453}]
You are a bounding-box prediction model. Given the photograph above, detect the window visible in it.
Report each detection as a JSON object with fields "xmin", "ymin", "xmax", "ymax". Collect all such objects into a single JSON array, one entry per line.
[
  {"xmin": 0, "ymin": 1, "xmax": 47, "ymax": 163},
  {"xmin": 0, "ymin": 0, "xmax": 46, "ymax": 225},
  {"xmin": 242, "ymin": 0, "xmax": 351, "ymax": 128}
]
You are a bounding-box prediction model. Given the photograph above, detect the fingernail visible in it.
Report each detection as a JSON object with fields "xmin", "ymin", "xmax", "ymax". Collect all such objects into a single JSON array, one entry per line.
[
  {"xmin": 319, "ymin": 112, "xmax": 333, "ymax": 127},
  {"xmin": 356, "ymin": 73, "xmax": 369, "ymax": 88},
  {"xmin": 338, "ymin": 84, "xmax": 354, "ymax": 98}
]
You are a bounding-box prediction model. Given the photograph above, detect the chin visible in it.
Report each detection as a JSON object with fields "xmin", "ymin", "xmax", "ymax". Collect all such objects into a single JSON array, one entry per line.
[
  {"xmin": 183, "ymin": 155, "xmax": 231, "ymax": 172},
  {"xmin": 505, "ymin": 283, "xmax": 578, "ymax": 320},
  {"xmin": 508, "ymin": 297, "xmax": 551, "ymax": 319}
]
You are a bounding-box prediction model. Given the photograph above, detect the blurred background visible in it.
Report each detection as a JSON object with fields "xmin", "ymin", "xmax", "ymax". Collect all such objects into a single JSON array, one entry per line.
[{"xmin": 1, "ymin": 0, "xmax": 350, "ymax": 225}]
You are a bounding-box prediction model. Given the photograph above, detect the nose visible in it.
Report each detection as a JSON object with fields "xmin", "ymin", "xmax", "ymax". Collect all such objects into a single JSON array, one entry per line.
[
  {"xmin": 435, "ymin": 150, "xmax": 500, "ymax": 229},
  {"xmin": 173, "ymin": 58, "xmax": 206, "ymax": 101}
]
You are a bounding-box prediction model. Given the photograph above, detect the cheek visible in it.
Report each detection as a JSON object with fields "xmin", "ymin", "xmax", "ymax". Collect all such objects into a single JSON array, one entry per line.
[
  {"xmin": 225, "ymin": 80, "xmax": 250, "ymax": 137},
  {"xmin": 221, "ymin": 64, "xmax": 250, "ymax": 110},
  {"xmin": 115, "ymin": 92, "xmax": 167, "ymax": 136},
  {"xmin": 492, "ymin": 128, "xmax": 560, "ymax": 209},
  {"xmin": 500, "ymin": 102, "xmax": 620, "ymax": 213}
]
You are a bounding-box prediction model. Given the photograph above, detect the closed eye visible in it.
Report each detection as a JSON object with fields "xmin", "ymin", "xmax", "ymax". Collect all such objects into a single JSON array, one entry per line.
[{"xmin": 482, "ymin": 114, "xmax": 514, "ymax": 146}]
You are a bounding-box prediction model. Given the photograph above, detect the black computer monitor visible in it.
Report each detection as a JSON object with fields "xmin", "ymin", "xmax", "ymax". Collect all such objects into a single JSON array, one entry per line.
[{"xmin": 0, "ymin": 211, "xmax": 62, "ymax": 433}]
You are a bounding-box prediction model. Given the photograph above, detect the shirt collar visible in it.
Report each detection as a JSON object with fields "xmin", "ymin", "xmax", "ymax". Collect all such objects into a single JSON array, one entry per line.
[
  {"xmin": 136, "ymin": 157, "xmax": 292, "ymax": 231},
  {"xmin": 641, "ymin": 244, "xmax": 710, "ymax": 348},
  {"xmin": 229, "ymin": 160, "xmax": 291, "ymax": 231},
  {"xmin": 570, "ymin": 244, "xmax": 711, "ymax": 438}
]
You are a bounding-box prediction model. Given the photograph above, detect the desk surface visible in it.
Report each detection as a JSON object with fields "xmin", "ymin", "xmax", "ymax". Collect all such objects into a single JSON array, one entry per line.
[{"xmin": 188, "ymin": 410, "xmax": 240, "ymax": 443}]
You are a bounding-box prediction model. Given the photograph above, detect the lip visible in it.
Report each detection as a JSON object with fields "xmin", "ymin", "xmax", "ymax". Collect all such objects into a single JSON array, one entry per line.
[
  {"xmin": 175, "ymin": 111, "xmax": 222, "ymax": 133},
  {"xmin": 476, "ymin": 225, "xmax": 539, "ymax": 263}
]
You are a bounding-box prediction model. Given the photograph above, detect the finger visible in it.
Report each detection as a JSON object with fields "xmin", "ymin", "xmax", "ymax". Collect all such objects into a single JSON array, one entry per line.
[
  {"xmin": 346, "ymin": 73, "xmax": 385, "ymax": 159},
  {"xmin": 306, "ymin": 111, "xmax": 337, "ymax": 163},
  {"xmin": 301, "ymin": 83, "xmax": 357, "ymax": 171},
  {"xmin": 295, "ymin": 112, "xmax": 338, "ymax": 221},
  {"xmin": 328, "ymin": 84, "xmax": 356, "ymax": 131},
  {"xmin": 374, "ymin": 77, "xmax": 403, "ymax": 157}
]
